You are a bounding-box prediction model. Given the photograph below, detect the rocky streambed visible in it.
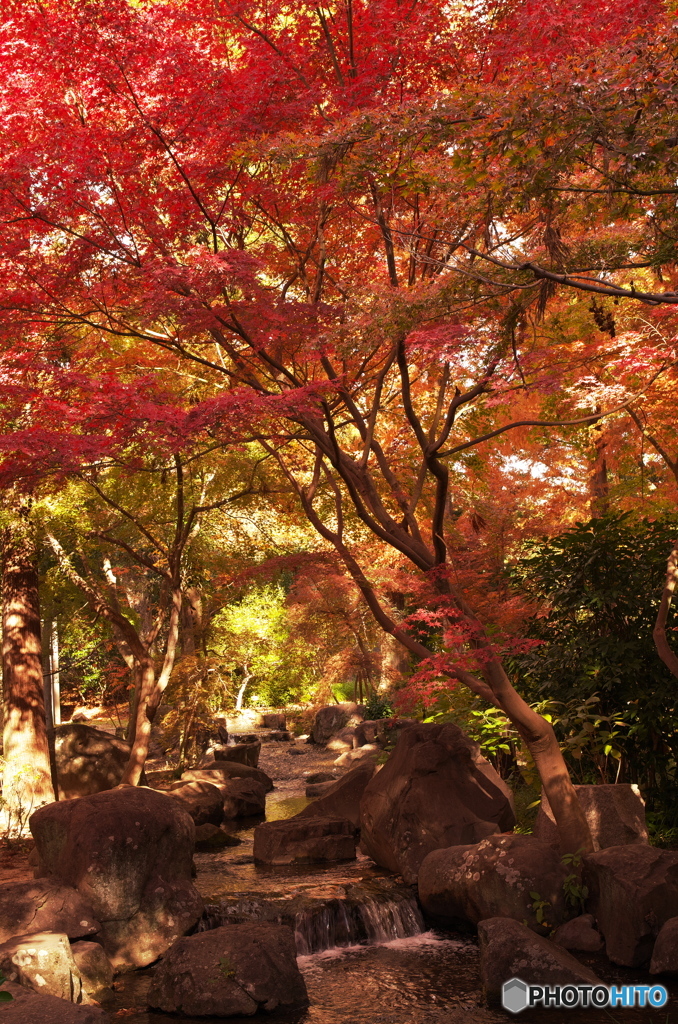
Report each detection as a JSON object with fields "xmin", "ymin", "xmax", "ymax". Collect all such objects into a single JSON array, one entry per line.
[
  {"xmin": 110, "ymin": 743, "xmax": 678, "ymax": 1024},
  {"xmin": 4, "ymin": 722, "xmax": 678, "ymax": 1023}
]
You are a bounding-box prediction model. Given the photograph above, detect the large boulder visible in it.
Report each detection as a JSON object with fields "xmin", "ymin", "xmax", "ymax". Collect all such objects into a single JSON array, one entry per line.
[
  {"xmin": 182, "ymin": 762, "xmax": 273, "ymax": 792},
  {"xmin": 210, "ymin": 741, "xmax": 261, "ymax": 768},
  {"xmin": 30, "ymin": 786, "xmax": 204, "ymax": 971},
  {"xmin": 166, "ymin": 781, "xmax": 225, "ymax": 826},
  {"xmin": 254, "ymin": 713, "xmax": 286, "ymax": 730},
  {"xmin": 0, "ymin": 881, "xmax": 99, "ymax": 945},
  {"xmin": 221, "ymin": 779, "xmax": 266, "ymax": 819},
  {"xmin": 298, "ymin": 760, "xmax": 377, "ymax": 828},
  {"xmin": 0, "ymin": 932, "xmax": 86, "ymax": 1003},
  {"xmin": 360, "ymin": 723, "xmax": 516, "ymax": 884},
  {"xmin": 53, "ymin": 724, "xmax": 138, "ymax": 799},
  {"xmin": 310, "ymin": 703, "xmax": 364, "ymax": 745},
  {"xmin": 650, "ymin": 917, "xmax": 678, "ymax": 975},
  {"xmin": 535, "ymin": 783, "xmax": 648, "ymax": 851},
  {"xmin": 253, "ymin": 816, "xmax": 357, "ymax": 866},
  {"xmin": 418, "ymin": 834, "xmax": 570, "ymax": 933},
  {"xmin": 584, "ymin": 845, "xmax": 678, "ymax": 966},
  {"xmin": 478, "ymin": 917, "xmax": 603, "ymax": 1007},
  {"xmin": 70, "ymin": 942, "xmax": 114, "ymax": 1003},
  {"xmin": 0, "ymin": 981, "xmax": 110, "ymax": 1023},
  {"xmin": 148, "ymin": 923, "xmax": 308, "ymax": 1017}
]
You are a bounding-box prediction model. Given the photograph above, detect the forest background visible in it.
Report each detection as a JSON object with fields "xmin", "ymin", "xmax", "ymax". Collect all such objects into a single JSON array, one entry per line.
[{"xmin": 0, "ymin": 0, "xmax": 677, "ymax": 850}]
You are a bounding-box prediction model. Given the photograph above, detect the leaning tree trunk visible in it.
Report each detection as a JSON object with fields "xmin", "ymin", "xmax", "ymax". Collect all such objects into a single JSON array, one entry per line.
[
  {"xmin": 328, "ymin": 535, "xmax": 595, "ymax": 855},
  {"xmin": 480, "ymin": 657, "xmax": 593, "ymax": 854},
  {"xmin": 1, "ymin": 519, "xmax": 55, "ymax": 823}
]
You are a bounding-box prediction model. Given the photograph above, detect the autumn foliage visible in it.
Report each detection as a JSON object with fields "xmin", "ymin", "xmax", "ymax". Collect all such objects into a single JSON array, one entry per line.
[{"xmin": 0, "ymin": 0, "xmax": 677, "ymax": 845}]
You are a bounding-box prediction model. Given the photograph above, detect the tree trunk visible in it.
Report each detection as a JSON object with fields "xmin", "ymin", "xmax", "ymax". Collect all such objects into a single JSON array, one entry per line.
[
  {"xmin": 119, "ymin": 588, "xmax": 182, "ymax": 786},
  {"xmin": 654, "ymin": 545, "xmax": 678, "ymax": 679},
  {"xmin": 589, "ymin": 412, "xmax": 610, "ymax": 516},
  {"xmin": 235, "ymin": 664, "xmax": 251, "ymax": 711},
  {"xmin": 1, "ymin": 519, "xmax": 55, "ymax": 823},
  {"xmin": 480, "ymin": 657, "xmax": 593, "ymax": 854},
  {"xmin": 180, "ymin": 587, "xmax": 203, "ymax": 655}
]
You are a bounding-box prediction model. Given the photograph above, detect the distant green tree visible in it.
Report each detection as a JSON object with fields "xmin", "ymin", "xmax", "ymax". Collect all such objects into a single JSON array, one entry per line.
[{"xmin": 510, "ymin": 514, "xmax": 678, "ymax": 815}]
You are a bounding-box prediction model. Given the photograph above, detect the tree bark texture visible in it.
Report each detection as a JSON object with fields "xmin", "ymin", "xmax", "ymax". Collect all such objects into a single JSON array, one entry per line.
[
  {"xmin": 654, "ymin": 545, "xmax": 678, "ymax": 679},
  {"xmin": 119, "ymin": 587, "xmax": 182, "ymax": 786},
  {"xmin": 1, "ymin": 520, "xmax": 55, "ymax": 821}
]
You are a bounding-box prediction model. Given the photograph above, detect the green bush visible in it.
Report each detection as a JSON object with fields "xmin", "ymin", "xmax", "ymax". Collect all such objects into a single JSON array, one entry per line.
[{"xmin": 509, "ymin": 513, "xmax": 678, "ymax": 816}]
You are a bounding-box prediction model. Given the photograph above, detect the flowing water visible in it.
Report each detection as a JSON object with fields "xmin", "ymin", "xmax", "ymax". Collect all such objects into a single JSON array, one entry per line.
[{"xmin": 107, "ymin": 788, "xmax": 678, "ymax": 1024}]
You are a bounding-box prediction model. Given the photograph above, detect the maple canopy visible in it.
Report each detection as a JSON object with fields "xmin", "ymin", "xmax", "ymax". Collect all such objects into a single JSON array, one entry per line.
[{"xmin": 0, "ymin": 0, "xmax": 677, "ymax": 848}]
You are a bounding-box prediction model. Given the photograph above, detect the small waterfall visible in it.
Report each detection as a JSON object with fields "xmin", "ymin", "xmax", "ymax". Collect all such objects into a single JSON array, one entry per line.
[
  {"xmin": 294, "ymin": 892, "xmax": 424, "ymax": 954},
  {"xmin": 358, "ymin": 894, "xmax": 425, "ymax": 945},
  {"xmin": 197, "ymin": 881, "xmax": 425, "ymax": 954},
  {"xmin": 293, "ymin": 900, "xmax": 355, "ymax": 954}
]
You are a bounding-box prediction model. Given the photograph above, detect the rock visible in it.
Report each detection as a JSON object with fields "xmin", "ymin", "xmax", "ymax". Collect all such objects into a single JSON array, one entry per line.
[
  {"xmin": 166, "ymin": 781, "xmax": 225, "ymax": 826},
  {"xmin": 360, "ymin": 723, "xmax": 516, "ymax": 884},
  {"xmin": 0, "ymin": 881, "xmax": 99, "ymax": 945},
  {"xmin": 299, "ymin": 761, "xmax": 377, "ymax": 828},
  {"xmin": 182, "ymin": 763, "xmax": 273, "ymax": 793},
  {"xmin": 255, "ymin": 713, "xmax": 286, "ymax": 730},
  {"xmin": 0, "ymin": 981, "xmax": 110, "ymax": 1023},
  {"xmin": 0, "ymin": 932, "xmax": 86, "ymax": 1003},
  {"xmin": 53, "ymin": 724, "xmax": 139, "ymax": 800},
  {"xmin": 478, "ymin": 917, "xmax": 603, "ymax": 1007},
  {"xmin": 305, "ymin": 781, "xmax": 336, "ymax": 798},
  {"xmin": 305, "ymin": 771, "xmax": 339, "ymax": 785},
  {"xmin": 211, "ymin": 717, "xmax": 230, "ymax": 742},
  {"xmin": 352, "ymin": 718, "xmax": 417, "ymax": 747},
  {"xmin": 209, "ymin": 741, "xmax": 261, "ymax": 768},
  {"xmin": 70, "ymin": 942, "xmax": 114, "ymax": 1002},
  {"xmin": 310, "ymin": 703, "xmax": 365, "ymax": 745},
  {"xmin": 30, "ymin": 786, "xmax": 204, "ymax": 971},
  {"xmin": 352, "ymin": 719, "xmax": 382, "ymax": 747},
  {"xmin": 175, "ymin": 775, "xmax": 265, "ymax": 818},
  {"xmin": 253, "ymin": 816, "xmax": 357, "ymax": 865},
  {"xmin": 553, "ymin": 914, "xmax": 604, "ymax": 953},
  {"xmin": 221, "ymin": 779, "xmax": 266, "ymax": 819},
  {"xmin": 334, "ymin": 745, "xmax": 379, "ymax": 767},
  {"xmin": 259, "ymin": 730, "xmax": 292, "ymax": 743},
  {"xmin": 194, "ymin": 824, "xmax": 241, "ymax": 851},
  {"xmin": 148, "ymin": 923, "xmax": 308, "ymax": 1017},
  {"xmin": 327, "ymin": 727, "xmax": 357, "ymax": 752},
  {"xmin": 418, "ymin": 834, "xmax": 570, "ymax": 932},
  {"xmin": 584, "ymin": 845, "xmax": 678, "ymax": 966},
  {"xmin": 650, "ymin": 917, "xmax": 678, "ymax": 974},
  {"xmin": 535, "ymin": 783, "xmax": 648, "ymax": 851}
]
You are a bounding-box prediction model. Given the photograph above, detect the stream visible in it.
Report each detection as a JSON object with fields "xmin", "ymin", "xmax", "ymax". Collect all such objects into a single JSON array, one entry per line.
[{"xmin": 108, "ymin": 789, "xmax": 678, "ymax": 1024}]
